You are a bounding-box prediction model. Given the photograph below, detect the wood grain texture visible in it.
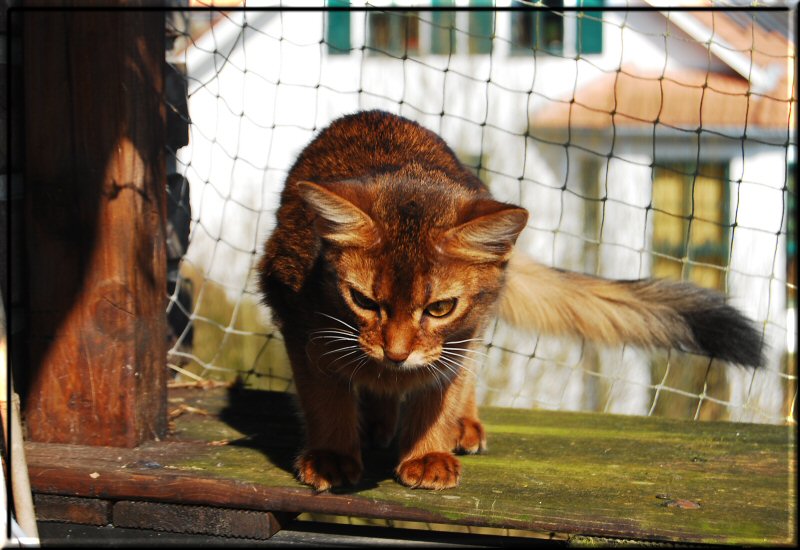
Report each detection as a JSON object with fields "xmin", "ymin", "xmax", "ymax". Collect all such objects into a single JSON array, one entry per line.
[
  {"xmin": 33, "ymin": 495, "xmax": 112, "ymax": 526},
  {"xmin": 113, "ymin": 501, "xmax": 293, "ymax": 540},
  {"xmin": 21, "ymin": 8, "xmax": 167, "ymax": 446},
  {"xmin": 25, "ymin": 387, "xmax": 796, "ymax": 545}
]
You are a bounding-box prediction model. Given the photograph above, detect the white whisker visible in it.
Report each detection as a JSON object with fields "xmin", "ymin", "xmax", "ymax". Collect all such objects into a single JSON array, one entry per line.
[
  {"xmin": 439, "ymin": 350, "xmax": 481, "ymax": 367},
  {"xmin": 348, "ymin": 357, "xmax": 369, "ymax": 391},
  {"xmin": 440, "ymin": 349, "xmax": 481, "ymax": 360},
  {"xmin": 436, "ymin": 357, "xmax": 464, "ymax": 378},
  {"xmin": 310, "ymin": 329, "xmax": 358, "ymax": 338},
  {"xmin": 311, "ymin": 331, "xmax": 358, "ymax": 338},
  {"xmin": 327, "ymin": 350, "xmax": 363, "ymax": 369},
  {"xmin": 332, "ymin": 351, "xmax": 370, "ymax": 373},
  {"xmin": 440, "ymin": 349, "xmax": 485, "ymax": 368},
  {"xmin": 319, "ymin": 345, "xmax": 361, "ymax": 359},
  {"xmin": 442, "ymin": 346, "xmax": 489, "ymax": 358},
  {"xmin": 426, "ymin": 364, "xmax": 444, "ymax": 401},
  {"xmin": 445, "ymin": 337, "xmax": 486, "ymax": 345},
  {"xmin": 437, "ymin": 355, "xmax": 474, "ymax": 376},
  {"xmin": 315, "ymin": 311, "xmax": 359, "ymax": 333},
  {"xmin": 310, "ymin": 335, "xmax": 360, "ymax": 345}
]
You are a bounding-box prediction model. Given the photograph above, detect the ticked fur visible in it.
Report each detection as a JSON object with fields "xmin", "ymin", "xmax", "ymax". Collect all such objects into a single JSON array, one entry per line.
[
  {"xmin": 258, "ymin": 110, "xmax": 763, "ymax": 492},
  {"xmin": 500, "ymin": 253, "xmax": 764, "ymax": 368}
]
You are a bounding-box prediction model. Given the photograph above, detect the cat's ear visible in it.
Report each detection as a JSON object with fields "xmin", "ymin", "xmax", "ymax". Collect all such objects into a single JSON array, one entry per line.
[
  {"xmin": 439, "ymin": 201, "xmax": 528, "ymax": 262},
  {"xmin": 297, "ymin": 181, "xmax": 379, "ymax": 247}
]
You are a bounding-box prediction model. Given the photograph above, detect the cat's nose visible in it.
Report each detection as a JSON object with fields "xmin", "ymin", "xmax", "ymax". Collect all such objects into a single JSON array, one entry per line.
[
  {"xmin": 384, "ymin": 347, "xmax": 410, "ymax": 364},
  {"xmin": 383, "ymin": 321, "xmax": 413, "ymax": 364}
]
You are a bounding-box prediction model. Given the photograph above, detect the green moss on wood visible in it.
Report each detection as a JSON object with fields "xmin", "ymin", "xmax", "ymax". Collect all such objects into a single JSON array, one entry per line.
[{"xmin": 163, "ymin": 387, "xmax": 794, "ymax": 545}]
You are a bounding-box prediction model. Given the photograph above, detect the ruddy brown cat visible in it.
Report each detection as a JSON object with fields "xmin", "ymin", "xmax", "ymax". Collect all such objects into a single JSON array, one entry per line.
[{"xmin": 258, "ymin": 110, "xmax": 763, "ymax": 491}]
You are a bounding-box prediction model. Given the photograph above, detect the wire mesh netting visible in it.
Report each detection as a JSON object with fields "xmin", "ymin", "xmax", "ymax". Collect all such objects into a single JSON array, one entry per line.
[{"xmin": 163, "ymin": 0, "xmax": 797, "ymax": 425}]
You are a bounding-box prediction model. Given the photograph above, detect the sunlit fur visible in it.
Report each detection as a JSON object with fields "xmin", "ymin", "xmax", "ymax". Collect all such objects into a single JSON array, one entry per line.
[
  {"xmin": 258, "ymin": 110, "xmax": 763, "ymax": 492},
  {"xmin": 259, "ymin": 111, "xmax": 524, "ymax": 490},
  {"xmin": 500, "ymin": 253, "xmax": 764, "ymax": 368}
]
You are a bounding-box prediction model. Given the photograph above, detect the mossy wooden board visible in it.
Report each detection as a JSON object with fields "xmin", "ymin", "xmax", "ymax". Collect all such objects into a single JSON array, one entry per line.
[{"xmin": 26, "ymin": 386, "xmax": 795, "ymax": 545}]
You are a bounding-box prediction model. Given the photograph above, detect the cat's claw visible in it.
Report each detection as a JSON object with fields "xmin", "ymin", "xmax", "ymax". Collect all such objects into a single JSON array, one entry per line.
[
  {"xmin": 455, "ymin": 417, "xmax": 486, "ymax": 454},
  {"xmin": 295, "ymin": 450, "xmax": 362, "ymax": 491},
  {"xmin": 396, "ymin": 452, "xmax": 461, "ymax": 490}
]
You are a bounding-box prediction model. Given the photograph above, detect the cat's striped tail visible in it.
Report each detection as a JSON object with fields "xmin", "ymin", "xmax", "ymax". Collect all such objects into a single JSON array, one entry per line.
[{"xmin": 498, "ymin": 252, "xmax": 765, "ymax": 368}]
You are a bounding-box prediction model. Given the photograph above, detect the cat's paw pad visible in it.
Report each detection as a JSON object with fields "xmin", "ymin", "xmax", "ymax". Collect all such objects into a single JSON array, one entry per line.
[
  {"xmin": 396, "ymin": 452, "xmax": 461, "ymax": 490},
  {"xmin": 295, "ymin": 450, "xmax": 362, "ymax": 491},
  {"xmin": 455, "ymin": 417, "xmax": 486, "ymax": 454}
]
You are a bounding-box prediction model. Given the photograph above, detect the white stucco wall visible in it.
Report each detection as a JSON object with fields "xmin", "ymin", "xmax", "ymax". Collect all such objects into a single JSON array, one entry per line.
[{"xmin": 727, "ymin": 146, "xmax": 790, "ymax": 422}]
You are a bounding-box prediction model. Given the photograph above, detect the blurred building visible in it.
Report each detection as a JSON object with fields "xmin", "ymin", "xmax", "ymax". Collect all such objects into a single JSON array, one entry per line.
[{"xmin": 171, "ymin": 0, "xmax": 796, "ymax": 422}]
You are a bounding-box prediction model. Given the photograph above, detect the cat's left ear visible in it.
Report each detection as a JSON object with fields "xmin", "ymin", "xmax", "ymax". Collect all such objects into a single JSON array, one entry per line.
[
  {"xmin": 297, "ymin": 181, "xmax": 379, "ymax": 248},
  {"xmin": 438, "ymin": 200, "xmax": 528, "ymax": 262}
]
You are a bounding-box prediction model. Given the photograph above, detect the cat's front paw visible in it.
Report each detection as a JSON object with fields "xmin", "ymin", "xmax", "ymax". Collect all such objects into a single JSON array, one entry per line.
[
  {"xmin": 396, "ymin": 452, "xmax": 461, "ymax": 489},
  {"xmin": 455, "ymin": 417, "xmax": 486, "ymax": 454},
  {"xmin": 295, "ymin": 450, "xmax": 362, "ymax": 491}
]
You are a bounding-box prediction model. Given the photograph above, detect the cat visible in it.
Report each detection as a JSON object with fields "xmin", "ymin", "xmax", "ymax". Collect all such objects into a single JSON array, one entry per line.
[{"xmin": 257, "ymin": 110, "xmax": 764, "ymax": 491}]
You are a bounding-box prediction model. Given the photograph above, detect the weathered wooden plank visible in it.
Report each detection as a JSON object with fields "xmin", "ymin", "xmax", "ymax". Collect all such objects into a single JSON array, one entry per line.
[
  {"xmin": 113, "ymin": 501, "xmax": 294, "ymax": 540},
  {"xmin": 25, "ymin": 387, "xmax": 795, "ymax": 545},
  {"xmin": 21, "ymin": 7, "xmax": 167, "ymax": 446},
  {"xmin": 24, "ymin": 440, "xmax": 450, "ymax": 527},
  {"xmin": 33, "ymin": 495, "xmax": 112, "ymax": 526}
]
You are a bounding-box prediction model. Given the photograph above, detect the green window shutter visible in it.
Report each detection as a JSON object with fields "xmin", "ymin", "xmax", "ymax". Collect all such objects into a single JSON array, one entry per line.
[
  {"xmin": 534, "ymin": 0, "xmax": 564, "ymax": 55},
  {"xmin": 577, "ymin": 0, "xmax": 603, "ymax": 55},
  {"xmin": 469, "ymin": 0, "xmax": 494, "ymax": 54},
  {"xmin": 327, "ymin": 0, "xmax": 351, "ymax": 54},
  {"xmin": 509, "ymin": 7, "xmax": 535, "ymax": 53},
  {"xmin": 431, "ymin": 0, "xmax": 456, "ymax": 55}
]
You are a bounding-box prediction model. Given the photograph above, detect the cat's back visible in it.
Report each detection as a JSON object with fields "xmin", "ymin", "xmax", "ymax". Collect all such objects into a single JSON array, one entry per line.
[{"xmin": 286, "ymin": 110, "xmax": 483, "ymax": 190}]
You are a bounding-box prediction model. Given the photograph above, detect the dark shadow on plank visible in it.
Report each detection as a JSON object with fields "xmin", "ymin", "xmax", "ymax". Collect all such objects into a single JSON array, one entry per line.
[{"xmin": 218, "ymin": 383, "xmax": 399, "ymax": 494}]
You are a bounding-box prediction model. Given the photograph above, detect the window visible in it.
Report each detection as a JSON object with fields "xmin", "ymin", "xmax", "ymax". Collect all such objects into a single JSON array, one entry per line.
[
  {"xmin": 511, "ymin": 0, "xmax": 565, "ymax": 54},
  {"xmin": 336, "ymin": 1, "xmax": 602, "ymax": 57},
  {"xmin": 367, "ymin": 9, "xmax": 420, "ymax": 57},
  {"xmin": 510, "ymin": 8, "xmax": 536, "ymax": 53},
  {"xmin": 577, "ymin": 0, "xmax": 603, "ymax": 54},
  {"xmin": 430, "ymin": 0, "xmax": 456, "ymax": 55},
  {"xmin": 469, "ymin": 0, "xmax": 494, "ymax": 54},
  {"xmin": 511, "ymin": 0, "xmax": 603, "ymax": 56},
  {"xmin": 651, "ymin": 164, "xmax": 730, "ymax": 290},
  {"xmin": 326, "ymin": 0, "xmax": 351, "ymax": 54}
]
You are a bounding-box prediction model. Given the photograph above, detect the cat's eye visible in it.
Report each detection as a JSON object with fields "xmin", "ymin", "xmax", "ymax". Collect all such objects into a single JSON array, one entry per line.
[
  {"xmin": 350, "ymin": 288, "xmax": 379, "ymax": 311},
  {"xmin": 425, "ymin": 298, "xmax": 457, "ymax": 318}
]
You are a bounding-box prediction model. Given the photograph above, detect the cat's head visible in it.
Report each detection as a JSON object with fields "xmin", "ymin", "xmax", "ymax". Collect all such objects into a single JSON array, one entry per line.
[{"xmin": 298, "ymin": 167, "xmax": 528, "ymax": 377}]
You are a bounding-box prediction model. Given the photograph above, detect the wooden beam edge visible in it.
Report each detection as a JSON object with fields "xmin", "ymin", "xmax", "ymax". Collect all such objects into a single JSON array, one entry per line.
[{"xmin": 24, "ymin": 440, "xmax": 731, "ymax": 545}]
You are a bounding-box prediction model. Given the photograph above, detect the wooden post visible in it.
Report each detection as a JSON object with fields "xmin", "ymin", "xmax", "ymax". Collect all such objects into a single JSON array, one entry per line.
[{"xmin": 22, "ymin": 9, "xmax": 167, "ymax": 446}]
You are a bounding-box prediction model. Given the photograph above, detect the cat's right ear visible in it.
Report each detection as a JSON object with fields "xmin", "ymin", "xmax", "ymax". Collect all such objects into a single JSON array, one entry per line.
[
  {"xmin": 438, "ymin": 201, "xmax": 528, "ymax": 263},
  {"xmin": 296, "ymin": 181, "xmax": 379, "ymax": 248}
]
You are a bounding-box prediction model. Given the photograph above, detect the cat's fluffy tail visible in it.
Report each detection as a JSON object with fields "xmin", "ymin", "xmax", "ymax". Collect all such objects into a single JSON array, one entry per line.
[{"xmin": 498, "ymin": 252, "xmax": 765, "ymax": 368}]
